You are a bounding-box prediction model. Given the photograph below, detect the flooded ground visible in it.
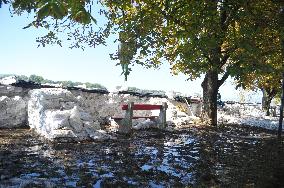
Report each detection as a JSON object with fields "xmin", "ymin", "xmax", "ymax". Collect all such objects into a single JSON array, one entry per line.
[{"xmin": 0, "ymin": 124, "xmax": 284, "ymax": 188}]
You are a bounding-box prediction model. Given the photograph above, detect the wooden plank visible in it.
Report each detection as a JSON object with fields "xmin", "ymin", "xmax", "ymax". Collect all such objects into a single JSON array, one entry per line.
[
  {"xmin": 122, "ymin": 104, "xmax": 162, "ymax": 110},
  {"xmin": 132, "ymin": 116, "xmax": 158, "ymax": 119},
  {"xmin": 190, "ymin": 99, "xmax": 202, "ymax": 103},
  {"xmin": 112, "ymin": 116, "xmax": 158, "ymax": 120},
  {"xmin": 112, "ymin": 117, "xmax": 124, "ymax": 120}
]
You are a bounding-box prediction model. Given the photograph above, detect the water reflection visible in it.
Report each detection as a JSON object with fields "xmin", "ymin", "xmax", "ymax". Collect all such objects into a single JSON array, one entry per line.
[{"xmin": 0, "ymin": 125, "xmax": 283, "ymax": 187}]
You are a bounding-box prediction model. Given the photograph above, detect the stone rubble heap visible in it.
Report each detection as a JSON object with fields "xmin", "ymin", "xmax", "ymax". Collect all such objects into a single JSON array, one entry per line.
[
  {"xmin": 1, "ymin": 75, "xmax": 282, "ymax": 142},
  {"xmin": 218, "ymin": 103, "xmax": 279, "ymax": 130},
  {"xmin": 28, "ymin": 88, "xmax": 113, "ymax": 141},
  {"xmin": 0, "ymin": 79, "xmax": 202, "ymax": 141}
]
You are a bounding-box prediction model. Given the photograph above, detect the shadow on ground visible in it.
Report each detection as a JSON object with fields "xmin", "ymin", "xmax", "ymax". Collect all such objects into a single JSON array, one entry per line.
[{"xmin": 0, "ymin": 124, "xmax": 283, "ymax": 187}]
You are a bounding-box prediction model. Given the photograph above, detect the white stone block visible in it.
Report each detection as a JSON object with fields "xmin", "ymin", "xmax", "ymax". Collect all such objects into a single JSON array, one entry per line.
[{"xmin": 0, "ymin": 95, "xmax": 27, "ymax": 128}]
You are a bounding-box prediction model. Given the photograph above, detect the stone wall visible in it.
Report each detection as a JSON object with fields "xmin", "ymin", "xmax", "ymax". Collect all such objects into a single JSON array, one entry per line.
[
  {"xmin": 27, "ymin": 88, "xmax": 202, "ymax": 140},
  {"xmin": 69, "ymin": 90, "xmax": 202, "ymax": 124},
  {"xmin": 0, "ymin": 84, "xmax": 202, "ymax": 141},
  {"xmin": 0, "ymin": 84, "xmax": 29, "ymax": 97},
  {"xmin": 28, "ymin": 89, "xmax": 106, "ymax": 141}
]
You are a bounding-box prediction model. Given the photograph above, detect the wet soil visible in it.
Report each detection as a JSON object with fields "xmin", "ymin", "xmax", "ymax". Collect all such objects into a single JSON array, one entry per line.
[{"xmin": 0, "ymin": 124, "xmax": 284, "ymax": 188}]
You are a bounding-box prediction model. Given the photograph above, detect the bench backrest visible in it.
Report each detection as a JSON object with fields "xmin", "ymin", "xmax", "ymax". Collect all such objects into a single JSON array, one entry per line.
[{"xmin": 122, "ymin": 104, "xmax": 162, "ymax": 110}]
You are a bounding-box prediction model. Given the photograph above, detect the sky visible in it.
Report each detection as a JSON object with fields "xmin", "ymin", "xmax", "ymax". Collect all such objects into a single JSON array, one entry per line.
[{"xmin": 0, "ymin": 4, "xmax": 262, "ymax": 102}]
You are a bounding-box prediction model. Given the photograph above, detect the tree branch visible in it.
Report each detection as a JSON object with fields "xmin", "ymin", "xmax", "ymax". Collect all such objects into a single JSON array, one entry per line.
[
  {"xmin": 218, "ymin": 71, "xmax": 230, "ymax": 88},
  {"xmin": 219, "ymin": 45, "xmax": 238, "ymax": 69},
  {"xmin": 152, "ymin": 1, "xmax": 189, "ymax": 30}
]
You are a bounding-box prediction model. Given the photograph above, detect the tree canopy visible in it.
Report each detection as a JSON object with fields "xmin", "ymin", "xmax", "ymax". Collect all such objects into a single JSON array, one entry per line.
[
  {"xmin": 104, "ymin": 0, "xmax": 284, "ymax": 125},
  {"xmin": 4, "ymin": 0, "xmax": 111, "ymax": 49},
  {"xmin": 3, "ymin": 0, "xmax": 284, "ymax": 125}
]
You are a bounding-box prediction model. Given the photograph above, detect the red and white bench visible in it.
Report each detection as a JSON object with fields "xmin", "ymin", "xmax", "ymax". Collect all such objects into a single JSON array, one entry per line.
[{"xmin": 112, "ymin": 102, "xmax": 167, "ymax": 133}]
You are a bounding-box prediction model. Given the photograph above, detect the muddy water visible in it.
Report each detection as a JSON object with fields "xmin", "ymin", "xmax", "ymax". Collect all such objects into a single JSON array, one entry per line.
[{"xmin": 0, "ymin": 125, "xmax": 283, "ymax": 187}]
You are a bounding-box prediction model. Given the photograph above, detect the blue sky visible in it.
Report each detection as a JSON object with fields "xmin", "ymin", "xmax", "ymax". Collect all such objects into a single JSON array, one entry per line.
[{"xmin": 0, "ymin": 4, "xmax": 261, "ymax": 102}]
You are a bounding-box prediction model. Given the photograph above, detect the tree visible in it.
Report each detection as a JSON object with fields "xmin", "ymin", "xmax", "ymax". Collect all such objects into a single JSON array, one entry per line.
[
  {"xmin": 17, "ymin": 75, "xmax": 29, "ymax": 81},
  {"xmin": 261, "ymin": 77, "xmax": 281, "ymax": 116},
  {"xmin": 232, "ymin": 0, "xmax": 284, "ymax": 117},
  {"xmin": 104, "ymin": 0, "xmax": 283, "ymax": 125},
  {"xmin": 61, "ymin": 80, "xmax": 75, "ymax": 87},
  {"xmin": 3, "ymin": 0, "xmax": 284, "ymax": 126},
  {"xmin": 5, "ymin": 0, "xmax": 112, "ymax": 49},
  {"xmin": 235, "ymin": 53, "xmax": 283, "ymax": 116},
  {"xmin": 239, "ymin": 73, "xmax": 282, "ymax": 116},
  {"xmin": 29, "ymin": 74, "xmax": 44, "ymax": 84},
  {"xmin": 85, "ymin": 82, "xmax": 107, "ymax": 89},
  {"xmin": 273, "ymin": 0, "xmax": 284, "ymax": 138}
]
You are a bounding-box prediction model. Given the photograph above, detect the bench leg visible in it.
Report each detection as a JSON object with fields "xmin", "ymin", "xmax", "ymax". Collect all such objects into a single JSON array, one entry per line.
[
  {"xmin": 118, "ymin": 102, "xmax": 133, "ymax": 134},
  {"xmin": 158, "ymin": 102, "xmax": 167, "ymax": 129}
]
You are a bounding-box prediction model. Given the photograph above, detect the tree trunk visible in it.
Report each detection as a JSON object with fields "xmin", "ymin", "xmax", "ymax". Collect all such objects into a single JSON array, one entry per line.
[
  {"xmin": 202, "ymin": 70, "xmax": 219, "ymax": 126},
  {"xmin": 278, "ymin": 72, "xmax": 284, "ymax": 139},
  {"xmin": 264, "ymin": 97, "xmax": 273, "ymax": 116},
  {"xmin": 262, "ymin": 88, "xmax": 277, "ymax": 116},
  {"xmin": 261, "ymin": 88, "xmax": 267, "ymax": 110},
  {"xmin": 277, "ymin": 0, "xmax": 284, "ymax": 138}
]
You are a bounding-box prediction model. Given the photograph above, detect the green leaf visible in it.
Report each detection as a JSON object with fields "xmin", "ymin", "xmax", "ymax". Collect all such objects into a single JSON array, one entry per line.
[
  {"xmin": 37, "ymin": 4, "xmax": 50, "ymax": 20},
  {"xmin": 22, "ymin": 23, "xmax": 33, "ymax": 29},
  {"xmin": 51, "ymin": 2, "xmax": 65, "ymax": 19}
]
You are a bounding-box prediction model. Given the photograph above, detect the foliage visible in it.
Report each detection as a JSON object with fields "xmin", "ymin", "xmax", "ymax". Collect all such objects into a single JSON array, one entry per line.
[
  {"xmin": 28, "ymin": 74, "xmax": 44, "ymax": 83},
  {"xmin": 3, "ymin": 0, "xmax": 284, "ymax": 124},
  {"xmin": 0, "ymin": 0, "xmax": 8, "ymax": 8},
  {"xmin": 55, "ymin": 80, "xmax": 106, "ymax": 89},
  {"xmin": 102, "ymin": 0, "xmax": 284, "ymax": 124},
  {"xmin": 232, "ymin": 0, "xmax": 284, "ymax": 112},
  {"xmin": 127, "ymin": 86, "xmax": 166, "ymax": 95},
  {"xmin": 4, "ymin": 1, "xmax": 283, "ymax": 85},
  {"xmin": 85, "ymin": 82, "xmax": 107, "ymax": 89},
  {"xmin": 4, "ymin": 0, "xmax": 112, "ymax": 50},
  {"xmin": 3, "ymin": 1, "xmax": 284, "ymax": 82},
  {"xmin": 0, "ymin": 74, "xmax": 15, "ymax": 79},
  {"xmin": 0, "ymin": 73, "xmax": 107, "ymax": 89},
  {"xmin": 127, "ymin": 86, "xmax": 140, "ymax": 92},
  {"xmin": 17, "ymin": 75, "xmax": 29, "ymax": 81},
  {"xmin": 106, "ymin": 1, "xmax": 281, "ymax": 84},
  {"xmin": 0, "ymin": 74, "xmax": 29, "ymax": 81}
]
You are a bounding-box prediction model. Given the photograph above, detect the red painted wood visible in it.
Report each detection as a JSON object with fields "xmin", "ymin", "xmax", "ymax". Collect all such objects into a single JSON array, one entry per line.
[
  {"xmin": 132, "ymin": 116, "xmax": 158, "ymax": 119},
  {"xmin": 122, "ymin": 104, "xmax": 162, "ymax": 110},
  {"xmin": 112, "ymin": 117, "xmax": 124, "ymax": 120},
  {"xmin": 112, "ymin": 116, "xmax": 158, "ymax": 120},
  {"xmin": 190, "ymin": 99, "xmax": 202, "ymax": 103}
]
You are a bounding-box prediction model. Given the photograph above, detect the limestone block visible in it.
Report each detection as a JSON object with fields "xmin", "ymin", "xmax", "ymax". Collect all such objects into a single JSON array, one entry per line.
[
  {"xmin": 0, "ymin": 96, "xmax": 27, "ymax": 128},
  {"xmin": 89, "ymin": 130, "xmax": 114, "ymax": 141},
  {"xmin": 28, "ymin": 88, "xmax": 109, "ymax": 141},
  {"xmin": 0, "ymin": 76, "xmax": 17, "ymax": 85},
  {"xmin": 49, "ymin": 129, "xmax": 77, "ymax": 140},
  {"xmin": 80, "ymin": 111, "xmax": 93, "ymax": 122},
  {"xmin": 133, "ymin": 119, "xmax": 157, "ymax": 130},
  {"xmin": 0, "ymin": 85, "xmax": 24, "ymax": 96},
  {"xmin": 60, "ymin": 101, "xmax": 76, "ymax": 110},
  {"xmin": 83, "ymin": 121, "xmax": 101, "ymax": 131},
  {"xmin": 29, "ymin": 88, "xmax": 77, "ymax": 105},
  {"xmin": 44, "ymin": 110, "xmax": 70, "ymax": 130},
  {"xmin": 0, "ymin": 96, "xmax": 8, "ymax": 108},
  {"xmin": 191, "ymin": 103, "xmax": 202, "ymax": 117},
  {"xmin": 69, "ymin": 106, "xmax": 84, "ymax": 132}
]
